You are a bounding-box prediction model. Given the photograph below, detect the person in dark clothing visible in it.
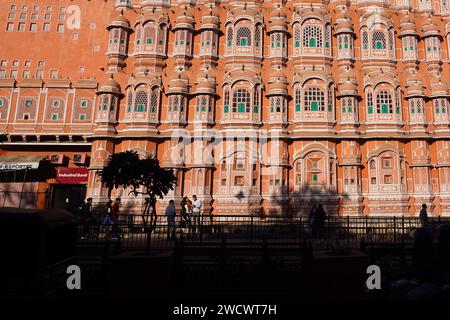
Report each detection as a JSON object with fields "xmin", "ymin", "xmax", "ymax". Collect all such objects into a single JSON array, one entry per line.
[
  {"xmin": 111, "ymin": 198, "xmax": 122, "ymax": 239},
  {"xmin": 80, "ymin": 198, "xmax": 94, "ymax": 239},
  {"xmin": 419, "ymin": 203, "xmax": 429, "ymax": 228},
  {"xmin": 309, "ymin": 205, "xmax": 318, "ymax": 238},
  {"xmin": 166, "ymin": 200, "xmax": 176, "ymax": 240},
  {"xmin": 315, "ymin": 204, "xmax": 327, "ymax": 239}
]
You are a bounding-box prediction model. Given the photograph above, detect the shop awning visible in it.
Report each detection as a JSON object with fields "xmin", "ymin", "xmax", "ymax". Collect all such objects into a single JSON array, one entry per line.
[{"xmin": 0, "ymin": 156, "xmax": 44, "ymax": 171}]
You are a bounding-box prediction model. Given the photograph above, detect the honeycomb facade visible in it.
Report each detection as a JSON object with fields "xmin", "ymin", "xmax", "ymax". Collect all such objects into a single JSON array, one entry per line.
[{"xmin": 1, "ymin": 0, "xmax": 450, "ymax": 216}]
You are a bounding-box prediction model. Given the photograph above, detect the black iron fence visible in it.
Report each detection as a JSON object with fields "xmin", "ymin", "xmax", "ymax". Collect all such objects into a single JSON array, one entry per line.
[{"xmin": 76, "ymin": 213, "xmax": 450, "ymax": 251}]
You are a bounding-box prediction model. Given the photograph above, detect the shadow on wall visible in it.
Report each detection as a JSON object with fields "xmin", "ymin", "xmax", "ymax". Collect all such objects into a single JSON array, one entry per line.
[{"xmin": 266, "ymin": 183, "xmax": 348, "ymax": 217}]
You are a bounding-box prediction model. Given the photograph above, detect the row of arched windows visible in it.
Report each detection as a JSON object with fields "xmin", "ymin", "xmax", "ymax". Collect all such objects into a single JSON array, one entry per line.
[
  {"xmin": 116, "ymin": 83, "xmax": 450, "ymax": 125},
  {"xmin": 108, "ymin": 16, "xmax": 450, "ymax": 63}
]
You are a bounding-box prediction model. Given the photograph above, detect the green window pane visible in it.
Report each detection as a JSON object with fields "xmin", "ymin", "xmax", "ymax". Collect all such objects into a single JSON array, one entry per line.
[
  {"xmin": 411, "ymin": 108, "xmax": 415, "ymax": 114},
  {"xmin": 376, "ymin": 42, "xmax": 383, "ymax": 49},
  {"xmin": 311, "ymin": 101, "xmax": 319, "ymax": 111},
  {"xmin": 103, "ymin": 105, "xmax": 108, "ymax": 110},
  {"xmin": 271, "ymin": 42, "xmax": 274, "ymax": 48},
  {"xmin": 238, "ymin": 103, "xmax": 245, "ymax": 112},
  {"xmin": 313, "ymin": 174, "xmax": 318, "ymax": 182},
  {"xmin": 224, "ymin": 106, "xmax": 229, "ymax": 113},
  {"xmin": 295, "ymin": 41, "xmax": 300, "ymax": 48},
  {"xmin": 277, "ymin": 42, "xmax": 281, "ymax": 48},
  {"xmin": 309, "ymin": 38, "xmax": 316, "ymax": 47},
  {"xmin": 80, "ymin": 115, "xmax": 86, "ymax": 120},
  {"xmin": 137, "ymin": 105, "xmax": 145, "ymax": 112},
  {"xmin": 339, "ymin": 44, "xmax": 342, "ymax": 49},
  {"xmin": 240, "ymin": 38, "xmax": 247, "ymax": 46},
  {"xmin": 342, "ymin": 107, "xmax": 346, "ymax": 113},
  {"xmin": 328, "ymin": 104, "xmax": 332, "ymax": 112},
  {"xmin": 396, "ymin": 107, "xmax": 400, "ymax": 114},
  {"xmin": 417, "ymin": 108, "xmax": 422, "ymax": 113},
  {"xmin": 443, "ymin": 108, "xmax": 447, "ymax": 113},
  {"xmin": 201, "ymin": 106, "xmax": 206, "ymax": 112},
  {"xmin": 344, "ymin": 43, "xmax": 348, "ymax": 49},
  {"xmin": 436, "ymin": 108, "xmax": 440, "ymax": 114},
  {"xmin": 295, "ymin": 104, "xmax": 301, "ymax": 112},
  {"xmin": 270, "ymin": 106, "xmax": 274, "ymax": 112},
  {"xmin": 348, "ymin": 107, "xmax": 352, "ymax": 112},
  {"xmin": 368, "ymin": 106, "xmax": 373, "ymax": 114},
  {"xmin": 227, "ymin": 41, "xmax": 231, "ymax": 47},
  {"xmin": 253, "ymin": 106, "xmax": 258, "ymax": 113},
  {"xmin": 325, "ymin": 42, "xmax": 329, "ymax": 48},
  {"xmin": 146, "ymin": 37, "xmax": 152, "ymax": 44},
  {"xmin": 363, "ymin": 44, "xmax": 368, "ymax": 50},
  {"xmin": 382, "ymin": 104, "xmax": 389, "ymax": 113}
]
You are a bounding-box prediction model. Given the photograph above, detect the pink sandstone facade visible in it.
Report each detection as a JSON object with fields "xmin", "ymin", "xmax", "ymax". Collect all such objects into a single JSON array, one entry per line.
[{"xmin": 1, "ymin": 0, "xmax": 450, "ymax": 216}]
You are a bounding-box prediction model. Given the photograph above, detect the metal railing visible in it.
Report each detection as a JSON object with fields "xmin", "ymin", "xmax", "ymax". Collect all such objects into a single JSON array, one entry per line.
[{"xmin": 76, "ymin": 213, "xmax": 449, "ymax": 251}]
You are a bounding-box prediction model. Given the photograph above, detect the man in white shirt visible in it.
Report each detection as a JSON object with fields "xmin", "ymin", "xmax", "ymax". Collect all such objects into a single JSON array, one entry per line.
[{"xmin": 192, "ymin": 195, "xmax": 202, "ymax": 234}]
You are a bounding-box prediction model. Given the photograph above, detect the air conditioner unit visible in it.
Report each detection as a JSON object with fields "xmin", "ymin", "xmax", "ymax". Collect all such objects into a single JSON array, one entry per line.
[
  {"xmin": 50, "ymin": 154, "xmax": 64, "ymax": 165},
  {"xmin": 73, "ymin": 153, "xmax": 86, "ymax": 164}
]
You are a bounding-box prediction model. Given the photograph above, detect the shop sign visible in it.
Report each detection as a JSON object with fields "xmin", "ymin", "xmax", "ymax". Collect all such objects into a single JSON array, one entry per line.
[{"xmin": 56, "ymin": 168, "xmax": 89, "ymax": 184}]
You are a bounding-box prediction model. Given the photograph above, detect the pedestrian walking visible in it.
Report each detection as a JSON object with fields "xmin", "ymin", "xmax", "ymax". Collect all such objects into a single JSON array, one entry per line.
[
  {"xmin": 420, "ymin": 203, "xmax": 429, "ymax": 228},
  {"xmin": 192, "ymin": 195, "xmax": 202, "ymax": 235},
  {"xmin": 165, "ymin": 200, "xmax": 176, "ymax": 240}
]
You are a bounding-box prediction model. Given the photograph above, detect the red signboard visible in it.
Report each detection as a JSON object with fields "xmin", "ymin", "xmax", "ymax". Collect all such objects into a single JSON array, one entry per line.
[{"xmin": 56, "ymin": 168, "xmax": 89, "ymax": 184}]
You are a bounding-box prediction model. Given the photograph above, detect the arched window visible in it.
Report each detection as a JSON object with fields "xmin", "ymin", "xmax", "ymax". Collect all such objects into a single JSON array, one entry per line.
[
  {"xmin": 224, "ymin": 90, "xmax": 230, "ymax": 113},
  {"xmin": 135, "ymin": 91, "xmax": 148, "ymax": 112},
  {"xmin": 304, "ymin": 87, "xmax": 325, "ymax": 111},
  {"xmin": 127, "ymin": 91, "xmax": 133, "ymax": 112},
  {"xmin": 388, "ymin": 29, "xmax": 395, "ymax": 51},
  {"xmin": 416, "ymin": 99, "xmax": 422, "ymax": 113},
  {"xmin": 236, "ymin": 27, "xmax": 251, "ymax": 46},
  {"xmin": 232, "ymin": 89, "xmax": 250, "ymax": 113},
  {"xmin": 376, "ymin": 91, "xmax": 393, "ymax": 114},
  {"xmin": 294, "ymin": 24, "xmax": 301, "ymax": 48},
  {"xmin": 150, "ymin": 90, "xmax": 158, "ymax": 113},
  {"xmin": 227, "ymin": 27, "xmax": 233, "ymax": 47},
  {"xmin": 103, "ymin": 96, "xmax": 109, "ymax": 111},
  {"xmin": 372, "ymin": 31, "xmax": 386, "ymax": 50},
  {"xmin": 254, "ymin": 88, "xmax": 260, "ymax": 113},
  {"xmin": 325, "ymin": 24, "xmax": 330, "ymax": 48},
  {"xmin": 367, "ymin": 92, "xmax": 374, "ymax": 114},
  {"xmin": 362, "ymin": 30, "xmax": 369, "ymax": 50},
  {"xmin": 255, "ymin": 26, "xmax": 261, "ymax": 48},
  {"xmin": 328, "ymin": 85, "xmax": 334, "ymax": 112},
  {"xmin": 303, "ymin": 25, "xmax": 322, "ymax": 48},
  {"xmin": 295, "ymin": 88, "xmax": 301, "ymax": 112}
]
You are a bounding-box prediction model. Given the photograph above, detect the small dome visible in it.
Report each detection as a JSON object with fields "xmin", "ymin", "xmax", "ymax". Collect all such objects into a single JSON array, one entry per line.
[
  {"xmin": 422, "ymin": 16, "xmax": 440, "ymax": 37},
  {"xmin": 399, "ymin": 14, "xmax": 416, "ymax": 37},
  {"xmin": 201, "ymin": 7, "xmax": 220, "ymax": 29},
  {"xmin": 168, "ymin": 74, "xmax": 188, "ymax": 94},
  {"xmin": 269, "ymin": 81, "xmax": 287, "ymax": 91},
  {"xmin": 98, "ymin": 75, "xmax": 121, "ymax": 94},
  {"xmin": 269, "ymin": 7, "xmax": 287, "ymax": 20},
  {"xmin": 431, "ymin": 78, "xmax": 449, "ymax": 97},
  {"xmin": 335, "ymin": 19, "xmax": 354, "ymax": 33},
  {"xmin": 268, "ymin": 67, "xmax": 286, "ymax": 80},
  {"xmin": 107, "ymin": 13, "xmax": 131, "ymax": 29},
  {"xmin": 338, "ymin": 69, "xmax": 358, "ymax": 96}
]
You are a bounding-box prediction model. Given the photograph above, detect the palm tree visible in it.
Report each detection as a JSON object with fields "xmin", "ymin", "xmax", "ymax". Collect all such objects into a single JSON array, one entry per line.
[{"xmin": 99, "ymin": 150, "xmax": 176, "ymax": 253}]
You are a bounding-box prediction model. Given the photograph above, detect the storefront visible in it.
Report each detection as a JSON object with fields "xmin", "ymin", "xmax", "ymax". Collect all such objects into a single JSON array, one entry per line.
[
  {"xmin": 0, "ymin": 155, "xmax": 50, "ymax": 209},
  {"xmin": 49, "ymin": 167, "xmax": 89, "ymax": 214}
]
